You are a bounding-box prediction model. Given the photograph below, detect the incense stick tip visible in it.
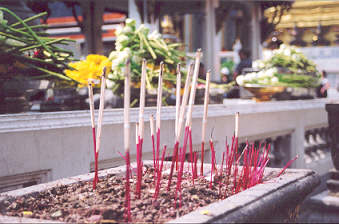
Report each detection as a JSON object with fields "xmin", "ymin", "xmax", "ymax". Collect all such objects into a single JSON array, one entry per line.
[{"xmin": 102, "ymin": 66, "xmax": 107, "ymax": 78}]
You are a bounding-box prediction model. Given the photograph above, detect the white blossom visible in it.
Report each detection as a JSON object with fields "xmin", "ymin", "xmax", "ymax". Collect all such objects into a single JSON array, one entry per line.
[
  {"xmin": 236, "ymin": 75, "xmax": 245, "ymax": 86},
  {"xmin": 271, "ymin": 76, "xmax": 279, "ymax": 84}
]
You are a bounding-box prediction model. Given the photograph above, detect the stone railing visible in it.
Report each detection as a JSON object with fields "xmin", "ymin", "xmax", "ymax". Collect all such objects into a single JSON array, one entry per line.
[{"xmin": 0, "ymin": 97, "xmax": 334, "ymax": 192}]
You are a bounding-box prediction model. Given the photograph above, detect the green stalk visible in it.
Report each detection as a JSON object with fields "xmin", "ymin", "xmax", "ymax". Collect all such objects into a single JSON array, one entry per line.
[
  {"xmin": 33, "ymin": 66, "xmax": 75, "ymax": 81},
  {"xmin": 0, "ymin": 7, "xmax": 58, "ymax": 61},
  {"xmin": 138, "ymin": 31, "xmax": 157, "ymax": 59},
  {"xmin": 18, "ymin": 38, "xmax": 67, "ymax": 52},
  {"xmin": 11, "ymin": 53, "xmax": 64, "ymax": 69},
  {"xmin": 4, "ymin": 25, "xmax": 39, "ymax": 39},
  {"xmin": 0, "ymin": 31, "xmax": 31, "ymax": 44},
  {"xmin": 17, "ymin": 24, "xmax": 50, "ymax": 31},
  {"xmin": 10, "ymin": 12, "xmax": 48, "ymax": 27}
]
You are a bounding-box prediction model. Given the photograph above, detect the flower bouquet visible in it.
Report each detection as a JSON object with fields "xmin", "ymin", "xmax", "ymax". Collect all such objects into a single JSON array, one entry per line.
[
  {"xmin": 236, "ymin": 44, "xmax": 320, "ymax": 88},
  {"xmin": 236, "ymin": 44, "xmax": 320, "ymax": 100},
  {"xmin": 106, "ymin": 18, "xmax": 188, "ymax": 100},
  {"xmin": 0, "ymin": 8, "xmax": 76, "ymax": 82},
  {"xmin": 64, "ymin": 54, "xmax": 111, "ymax": 88}
]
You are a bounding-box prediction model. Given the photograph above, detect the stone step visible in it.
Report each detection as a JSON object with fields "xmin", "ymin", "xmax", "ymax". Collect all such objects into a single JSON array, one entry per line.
[
  {"xmin": 327, "ymin": 179, "xmax": 339, "ymax": 192},
  {"xmin": 329, "ymin": 168, "xmax": 339, "ymax": 180}
]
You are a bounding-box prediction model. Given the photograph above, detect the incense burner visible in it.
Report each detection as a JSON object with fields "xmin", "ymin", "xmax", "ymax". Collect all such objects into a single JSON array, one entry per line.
[{"xmin": 0, "ymin": 161, "xmax": 320, "ymax": 223}]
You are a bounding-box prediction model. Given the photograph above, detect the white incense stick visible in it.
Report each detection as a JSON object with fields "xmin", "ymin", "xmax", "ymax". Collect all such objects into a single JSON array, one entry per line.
[
  {"xmin": 201, "ymin": 71, "xmax": 211, "ymax": 143},
  {"xmin": 156, "ymin": 62, "xmax": 164, "ymax": 132},
  {"xmin": 124, "ymin": 59, "xmax": 131, "ymax": 152},
  {"xmin": 175, "ymin": 63, "xmax": 181, "ymax": 136},
  {"xmin": 175, "ymin": 62, "xmax": 194, "ymax": 142},
  {"xmin": 95, "ymin": 67, "xmax": 107, "ymax": 153},
  {"xmin": 235, "ymin": 112, "xmax": 240, "ymax": 138},
  {"xmin": 87, "ymin": 82, "xmax": 95, "ymax": 129},
  {"xmin": 139, "ymin": 59, "xmax": 147, "ymax": 140},
  {"xmin": 185, "ymin": 49, "xmax": 202, "ymax": 128},
  {"xmin": 150, "ymin": 115, "xmax": 155, "ymax": 138},
  {"xmin": 135, "ymin": 123, "xmax": 139, "ymax": 145}
]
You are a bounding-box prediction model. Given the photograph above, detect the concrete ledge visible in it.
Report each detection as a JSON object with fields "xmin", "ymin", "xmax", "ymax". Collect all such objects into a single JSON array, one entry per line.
[{"xmin": 0, "ymin": 99, "xmax": 330, "ymax": 183}]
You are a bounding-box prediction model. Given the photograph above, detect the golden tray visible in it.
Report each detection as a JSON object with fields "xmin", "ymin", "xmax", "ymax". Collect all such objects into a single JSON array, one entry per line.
[{"xmin": 243, "ymin": 84, "xmax": 286, "ymax": 102}]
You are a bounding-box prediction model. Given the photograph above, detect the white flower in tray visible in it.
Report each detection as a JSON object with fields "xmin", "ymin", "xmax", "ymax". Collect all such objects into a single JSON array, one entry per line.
[
  {"xmin": 132, "ymin": 55, "xmax": 142, "ymax": 64},
  {"xmin": 261, "ymin": 78, "xmax": 269, "ymax": 85},
  {"xmin": 123, "ymin": 26, "xmax": 133, "ymax": 34},
  {"xmin": 244, "ymin": 73, "xmax": 254, "ymax": 82},
  {"xmin": 236, "ymin": 75, "xmax": 245, "ymax": 86},
  {"xmin": 257, "ymin": 70, "xmax": 266, "ymax": 78},
  {"xmin": 265, "ymin": 67, "xmax": 277, "ymax": 78},
  {"xmin": 115, "ymin": 26, "xmax": 123, "ymax": 36},
  {"xmin": 271, "ymin": 76, "xmax": 279, "ymax": 84},
  {"xmin": 263, "ymin": 51, "xmax": 273, "ymax": 61},
  {"xmin": 280, "ymin": 44, "xmax": 287, "ymax": 50},
  {"xmin": 291, "ymin": 54, "xmax": 300, "ymax": 61},
  {"xmin": 283, "ymin": 48, "xmax": 291, "ymax": 57}
]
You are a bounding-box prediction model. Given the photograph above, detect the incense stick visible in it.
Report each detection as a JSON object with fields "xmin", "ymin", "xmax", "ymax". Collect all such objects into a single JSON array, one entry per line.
[
  {"xmin": 136, "ymin": 59, "xmax": 147, "ymax": 199},
  {"xmin": 88, "ymin": 82, "xmax": 98, "ymax": 188},
  {"xmin": 175, "ymin": 49, "xmax": 202, "ymax": 203},
  {"xmin": 123, "ymin": 59, "xmax": 131, "ymax": 222},
  {"xmin": 156, "ymin": 62, "xmax": 164, "ymax": 172},
  {"xmin": 175, "ymin": 63, "xmax": 181, "ymax": 137},
  {"xmin": 95, "ymin": 67, "xmax": 107, "ymax": 154},
  {"xmin": 276, "ymin": 155, "xmax": 299, "ymax": 177},
  {"xmin": 150, "ymin": 115, "xmax": 155, "ymax": 169},
  {"xmin": 167, "ymin": 62, "xmax": 194, "ymax": 191},
  {"xmin": 201, "ymin": 70, "xmax": 211, "ymax": 175}
]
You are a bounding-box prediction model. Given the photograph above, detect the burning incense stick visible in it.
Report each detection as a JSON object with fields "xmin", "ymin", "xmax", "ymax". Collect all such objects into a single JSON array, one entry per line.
[
  {"xmin": 175, "ymin": 63, "xmax": 181, "ymax": 137},
  {"xmin": 156, "ymin": 62, "xmax": 164, "ymax": 172},
  {"xmin": 201, "ymin": 70, "xmax": 211, "ymax": 175},
  {"xmin": 123, "ymin": 59, "xmax": 131, "ymax": 222},
  {"xmin": 95, "ymin": 67, "xmax": 107, "ymax": 154},
  {"xmin": 167, "ymin": 62, "xmax": 194, "ymax": 191},
  {"xmin": 88, "ymin": 82, "xmax": 98, "ymax": 188}
]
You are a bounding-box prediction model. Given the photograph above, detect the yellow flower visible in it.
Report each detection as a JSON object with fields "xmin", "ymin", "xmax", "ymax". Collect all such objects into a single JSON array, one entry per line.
[{"xmin": 65, "ymin": 54, "xmax": 111, "ymax": 87}]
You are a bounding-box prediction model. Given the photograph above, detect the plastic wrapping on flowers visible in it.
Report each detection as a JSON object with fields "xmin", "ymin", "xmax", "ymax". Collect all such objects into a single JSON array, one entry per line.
[
  {"xmin": 0, "ymin": 8, "xmax": 76, "ymax": 82},
  {"xmin": 106, "ymin": 18, "xmax": 189, "ymax": 98},
  {"xmin": 236, "ymin": 44, "xmax": 321, "ymax": 88}
]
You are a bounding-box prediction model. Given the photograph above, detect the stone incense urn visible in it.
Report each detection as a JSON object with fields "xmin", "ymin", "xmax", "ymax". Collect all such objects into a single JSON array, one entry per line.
[
  {"xmin": 0, "ymin": 161, "xmax": 320, "ymax": 223},
  {"xmin": 326, "ymin": 103, "xmax": 339, "ymax": 170},
  {"xmin": 302, "ymin": 103, "xmax": 339, "ymax": 223}
]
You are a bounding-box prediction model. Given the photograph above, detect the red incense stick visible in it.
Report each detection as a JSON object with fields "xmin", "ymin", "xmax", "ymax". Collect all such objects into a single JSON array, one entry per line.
[
  {"xmin": 201, "ymin": 70, "xmax": 211, "ymax": 175},
  {"xmin": 87, "ymin": 82, "xmax": 98, "ymax": 189},
  {"xmin": 276, "ymin": 155, "xmax": 299, "ymax": 177},
  {"xmin": 123, "ymin": 59, "xmax": 131, "ymax": 222},
  {"xmin": 167, "ymin": 62, "xmax": 194, "ymax": 191}
]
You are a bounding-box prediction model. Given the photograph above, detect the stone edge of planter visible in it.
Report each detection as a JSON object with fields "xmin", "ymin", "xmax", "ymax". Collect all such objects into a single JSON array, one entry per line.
[
  {"xmin": 169, "ymin": 168, "xmax": 320, "ymax": 223},
  {"xmin": 0, "ymin": 161, "xmax": 320, "ymax": 223}
]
